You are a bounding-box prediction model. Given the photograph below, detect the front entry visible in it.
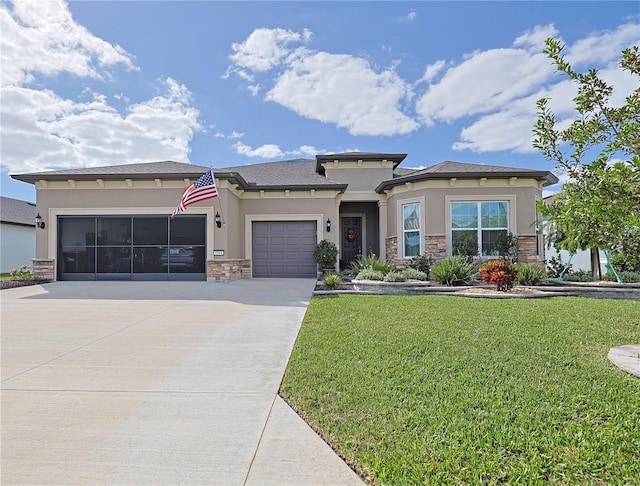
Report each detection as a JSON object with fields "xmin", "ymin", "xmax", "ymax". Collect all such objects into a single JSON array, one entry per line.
[{"xmin": 341, "ymin": 216, "xmax": 362, "ymax": 270}]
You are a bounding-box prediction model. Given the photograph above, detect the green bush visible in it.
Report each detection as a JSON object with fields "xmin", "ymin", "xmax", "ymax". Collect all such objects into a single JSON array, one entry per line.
[
  {"xmin": 355, "ymin": 268, "xmax": 384, "ymax": 281},
  {"xmin": 431, "ymin": 256, "xmax": 477, "ymax": 286},
  {"xmin": 350, "ymin": 254, "xmax": 395, "ymax": 276},
  {"xmin": 313, "ymin": 239, "xmax": 338, "ymax": 268},
  {"xmin": 562, "ymin": 270, "xmax": 594, "ymax": 282},
  {"xmin": 402, "ymin": 268, "xmax": 428, "ymax": 281},
  {"xmin": 9, "ymin": 265, "xmax": 34, "ymax": 281},
  {"xmin": 383, "ymin": 270, "xmax": 407, "ymax": 282},
  {"xmin": 408, "ymin": 253, "xmax": 432, "ymax": 276},
  {"xmin": 321, "ymin": 272, "xmax": 344, "ymax": 289},
  {"xmin": 494, "ymin": 231, "xmax": 519, "ymax": 263},
  {"xmin": 604, "ymin": 271, "xmax": 640, "ymax": 283},
  {"xmin": 515, "ymin": 264, "xmax": 548, "ymax": 286},
  {"xmin": 546, "ymin": 255, "xmax": 572, "ymax": 278}
]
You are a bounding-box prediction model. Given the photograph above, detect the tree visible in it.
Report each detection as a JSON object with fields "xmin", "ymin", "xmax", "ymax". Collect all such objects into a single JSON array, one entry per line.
[{"xmin": 533, "ymin": 38, "xmax": 640, "ymax": 275}]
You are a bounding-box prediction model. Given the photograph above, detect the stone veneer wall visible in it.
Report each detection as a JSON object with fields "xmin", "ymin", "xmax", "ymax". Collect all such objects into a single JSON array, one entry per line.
[
  {"xmin": 32, "ymin": 259, "xmax": 55, "ymax": 281},
  {"xmin": 207, "ymin": 259, "xmax": 251, "ymax": 282},
  {"xmin": 517, "ymin": 235, "xmax": 540, "ymax": 263},
  {"xmin": 385, "ymin": 237, "xmax": 399, "ymax": 265},
  {"xmin": 425, "ymin": 235, "xmax": 447, "ymax": 262}
]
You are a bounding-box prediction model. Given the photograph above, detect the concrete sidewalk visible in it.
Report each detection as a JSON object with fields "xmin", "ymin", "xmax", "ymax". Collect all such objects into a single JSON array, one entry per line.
[{"xmin": 1, "ymin": 280, "xmax": 364, "ymax": 485}]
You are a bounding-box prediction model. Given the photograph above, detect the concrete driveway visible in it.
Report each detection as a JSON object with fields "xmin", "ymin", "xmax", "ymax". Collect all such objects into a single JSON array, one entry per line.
[{"xmin": 1, "ymin": 280, "xmax": 363, "ymax": 485}]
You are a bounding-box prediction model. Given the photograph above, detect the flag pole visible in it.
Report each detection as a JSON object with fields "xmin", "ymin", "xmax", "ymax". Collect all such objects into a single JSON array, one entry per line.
[{"xmin": 212, "ymin": 168, "xmax": 225, "ymax": 226}]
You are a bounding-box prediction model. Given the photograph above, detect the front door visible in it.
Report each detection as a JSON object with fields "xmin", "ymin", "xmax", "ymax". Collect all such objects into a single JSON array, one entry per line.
[{"xmin": 341, "ymin": 216, "xmax": 362, "ymax": 270}]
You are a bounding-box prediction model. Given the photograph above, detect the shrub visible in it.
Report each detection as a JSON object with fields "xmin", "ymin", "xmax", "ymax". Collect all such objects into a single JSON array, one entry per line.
[
  {"xmin": 515, "ymin": 264, "xmax": 548, "ymax": 286},
  {"xmin": 9, "ymin": 265, "xmax": 34, "ymax": 281},
  {"xmin": 408, "ymin": 253, "xmax": 432, "ymax": 276},
  {"xmin": 562, "ymin": 270, "xmax": 594, "ymax": 282},
  {"xmin": 546, "ymin": 255, "xmax": 573, "ymax": 278},
  {"xmin": 480, "ymin": 259, "xmax": 518, "ymax": 291},
  {"xmin": 350, "ymin": 254, "xmax": 395, "ymax": 276},
  {"xmin": 321, "ymin": 272, "xmax": 344, "ymax": 289},
  {"xmin": 313, "ymin": 239, "xmax": 338, "ymax": 268},
  {"xmin": 604, "ymin": 271, "xmax": 640, "ymax": 283},
  {"xmin": 383, "ymin": 271, "xmax": 407, "ymax": 282},
  {"xmin": 431, "ymin": 257, "xmax": 477, "ymax": 286},
  {"xmin": 494, "ymin": 231, "xmax": 519, "ymax": 263},
  {"xmin": 355, "ymin": 268, "xmax": 384, "ymax": 281},
  {"xmin": 402, "ymin": 268, "xmax": 428, "ymax": 281}
]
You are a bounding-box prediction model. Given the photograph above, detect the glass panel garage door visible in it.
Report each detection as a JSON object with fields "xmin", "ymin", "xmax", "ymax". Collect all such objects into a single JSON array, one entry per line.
[{"xmin": 58, "ymin": 215, "xmax": 206, "ymax": 281}]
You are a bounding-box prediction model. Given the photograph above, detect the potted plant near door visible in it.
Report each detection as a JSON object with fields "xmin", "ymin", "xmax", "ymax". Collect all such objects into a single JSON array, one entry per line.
[{"xmin": 313, "ymin": 239, "xmax": 338, "ymax": 274}]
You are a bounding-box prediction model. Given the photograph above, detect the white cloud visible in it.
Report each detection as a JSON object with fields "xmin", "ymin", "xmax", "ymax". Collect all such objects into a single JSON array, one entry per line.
[
  {"xmin": 232, "ymin": 142, "xmax": 285, "ymax": 159},
  {"xmin": 229, "ymin": 28, "xmax": 418, "ymax": 136},
  {"xmin": 1, "ymin": 78, "xmax": 201, "ymax": 173},
  {"xmin": 400, "ymin": 10, "xmax": 417, "ymax": 23},
  {"xmin": 0, "ymin": 0, "xmax": 136, "ymax": 87},
  {"xmin": 513, "ymin": 24, "xmax": 559, "ymax": 53},
  {"xmin": 421, "ymin": 60, "xmax": 446, "ymax": 83},
  {"xmin": 229, "ymin": 27, "xmax": 305, "ymax": 72},
  {"xmin": 415, "ymin": 48, "xmax": 555, "ymax": 126},
  {"xmin": 266, "ymin": 51, "xmax": 417, "ymax": 136},
  {"xmin": 566, "ymin": 21, "xmax": 640, "ymax": 68},
  {"xmin": 421, "ymin": 20, "xmax": 639, "ymax": 154},
  {"xmin": 0, "ymin": 1, "xmax": 202, "ymax": 175}
]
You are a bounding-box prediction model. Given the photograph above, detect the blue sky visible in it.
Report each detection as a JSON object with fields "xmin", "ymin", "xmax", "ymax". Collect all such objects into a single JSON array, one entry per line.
[{"xmin": 1, "ymin": 1, "xmax": 638, "ymax": 203}]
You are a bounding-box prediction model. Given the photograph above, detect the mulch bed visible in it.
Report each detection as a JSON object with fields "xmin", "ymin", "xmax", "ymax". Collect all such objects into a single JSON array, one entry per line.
[{"xmin": 0, "ymin": 280, "xmax": 50, "ymax": 290}]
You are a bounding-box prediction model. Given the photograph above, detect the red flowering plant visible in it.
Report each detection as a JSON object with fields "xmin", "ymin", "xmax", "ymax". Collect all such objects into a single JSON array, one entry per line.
[{"xmin": 479, "ymin": 259, "xmax": 519, "ymax": 291}]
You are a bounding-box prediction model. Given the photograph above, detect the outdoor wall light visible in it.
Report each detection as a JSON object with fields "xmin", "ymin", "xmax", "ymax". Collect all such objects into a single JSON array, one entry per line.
[
  {"xmin": 35, "ymin": 213, "xmax": 45, "ymax": 229},
  {"xmin": 326, "ymin": 218, "xmax": 331, "ymax": 232},
  {"xmin": 215, "ymin": 212, "xmax": 222, "ymax": 228}
]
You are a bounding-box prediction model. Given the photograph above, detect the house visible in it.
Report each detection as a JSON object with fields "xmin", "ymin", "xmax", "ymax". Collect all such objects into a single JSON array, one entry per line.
[
  {"xmin": 11, "ymin": 152, "xmax": 558, "ymax": 282},
  {"xmin": 0, "ymin": 196, "xmax": 37, "ymax": 273}
]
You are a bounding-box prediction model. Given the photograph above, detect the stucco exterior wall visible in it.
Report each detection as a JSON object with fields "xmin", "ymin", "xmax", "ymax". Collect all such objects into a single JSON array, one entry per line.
[
  {"xmin": 34, "ymin": 184, "xmax": 218, "ymax": 260},
  {"xmin": 384, "ymin": 178, "xmax": 543, "ymax": 261},
  {"xmin": 324, "ymin": 164, "xmax": 394, "ymax": 192},
  {"xmin": 0, "ymin": 223, "xmax": 35, "ymax": 272}
]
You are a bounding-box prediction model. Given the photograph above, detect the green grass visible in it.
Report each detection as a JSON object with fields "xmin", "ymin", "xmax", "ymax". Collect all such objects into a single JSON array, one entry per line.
[{"xmin": 280, "ymin": 295, "xmax": 640, "ymax": 485}]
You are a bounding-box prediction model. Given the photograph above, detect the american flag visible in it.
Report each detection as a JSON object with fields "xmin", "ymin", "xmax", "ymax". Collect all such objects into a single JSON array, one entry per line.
[{"xmin": 171, "ymin": 169, "xmax": 218, "ymax": 218}]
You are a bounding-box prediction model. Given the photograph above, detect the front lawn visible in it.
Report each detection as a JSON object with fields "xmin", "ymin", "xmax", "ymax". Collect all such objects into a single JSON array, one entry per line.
[{"xmin": 280, "ymin": 295, "xmax": 640, "ymax": 485}]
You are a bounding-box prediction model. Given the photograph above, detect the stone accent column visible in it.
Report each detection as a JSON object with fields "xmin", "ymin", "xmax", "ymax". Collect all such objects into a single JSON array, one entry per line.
[
  {"xmin": 207, "ymin": 259, "xmax": 251, "ymax": 282},
  {"xmin": 32, "ymin": 259, "xmax": 55, "ymax": 281},
  {"xmin": 517, "ymin": 235, "xmax": 541, "ymax": 263},
  {"xmin": 425, "ymin": 235, "xmax": 447, "ymax": 262},
  {"xmin": 385, "ymin": 236, "xmax": 398, "ymax": 264}
]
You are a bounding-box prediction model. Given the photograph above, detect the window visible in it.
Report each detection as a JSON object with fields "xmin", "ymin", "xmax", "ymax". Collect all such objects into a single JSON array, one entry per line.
[
  {"xmin": 402, "ymin": 202, "xmax": 421, "ymax": 258},
  {"xmin": 451, "ymin": 201, "xmax": 509, "ymax": 256}
]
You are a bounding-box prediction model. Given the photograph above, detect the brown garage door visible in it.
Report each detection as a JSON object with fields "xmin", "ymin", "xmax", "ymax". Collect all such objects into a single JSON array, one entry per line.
[{"xmin": 252, "ymin": 221, "xmax": 317, "ymax": 277}]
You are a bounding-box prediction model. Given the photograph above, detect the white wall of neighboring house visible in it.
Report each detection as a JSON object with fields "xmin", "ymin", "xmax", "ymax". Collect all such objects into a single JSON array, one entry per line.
[
  {"xmin": 1, "ymin": 223, "xmax": 36, "ymax": 273},
  {"xmin": 544, "ymin": 245, "xmax": 607, "ymax": 275}
]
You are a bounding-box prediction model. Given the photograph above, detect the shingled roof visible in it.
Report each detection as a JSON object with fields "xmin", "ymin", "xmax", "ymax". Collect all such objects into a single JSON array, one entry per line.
[
  {"xmin": 0, "ymin": 196, "xmax": 37, "ymax": 226},
  {"xmin": 376, "ymin": 160, "xmax": 558, "ymax": 192},
  {"xmin": 222, "ymin": 158, "xmax": 347, "ymax": 190},
  {"xmin": 11, "ymin": 161, "xmax": 214, "ymax": 183}
]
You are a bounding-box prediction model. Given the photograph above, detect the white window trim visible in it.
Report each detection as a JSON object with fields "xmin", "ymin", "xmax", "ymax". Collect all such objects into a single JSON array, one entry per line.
[
  {"xmin": 397, "ymin": 196, "xmax": 425, "ymax": 259},
  {"xmin": 445, "ymin": 195, "xmax": 516, "ymax": 257}
]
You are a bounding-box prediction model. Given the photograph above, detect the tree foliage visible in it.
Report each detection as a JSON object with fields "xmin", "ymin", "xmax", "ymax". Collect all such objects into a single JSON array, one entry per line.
[{"xmin": 533, "ymin": 39, "xmax": 640, "ymax": 265}]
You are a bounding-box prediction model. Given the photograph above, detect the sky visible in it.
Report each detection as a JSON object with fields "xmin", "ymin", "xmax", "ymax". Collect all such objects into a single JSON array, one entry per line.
[{"xmin": 1, "ymin": 1, "xmax": 638, "ymax": 204}]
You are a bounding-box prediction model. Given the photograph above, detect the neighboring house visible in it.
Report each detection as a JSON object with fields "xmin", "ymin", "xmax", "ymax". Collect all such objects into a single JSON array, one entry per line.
[
  {"xmin": 11, "ymin": 152, "xmax": 558, "ymax": 282},
  {"xmin": 0, "ymin": 196, "xmax": 37, "ymax": 273}
]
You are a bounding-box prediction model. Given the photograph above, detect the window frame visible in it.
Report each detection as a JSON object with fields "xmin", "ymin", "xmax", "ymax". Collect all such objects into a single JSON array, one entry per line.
[
  {"xmin": 446, "ymin": 196, "xmax": 515, "ymax": 258},
  {"xmin": 398, "ymin": 197, "xmax": 425, "ymax": 259}
]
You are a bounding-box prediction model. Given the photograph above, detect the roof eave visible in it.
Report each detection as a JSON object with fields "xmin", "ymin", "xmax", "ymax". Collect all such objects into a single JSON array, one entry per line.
[
  {"xmin": 315, "ymin": 153, "xmax": 407, "ymax": 173},
  {"xmin": 376, "ymin": 171, "xmax": 559, "ymax": 192}
]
